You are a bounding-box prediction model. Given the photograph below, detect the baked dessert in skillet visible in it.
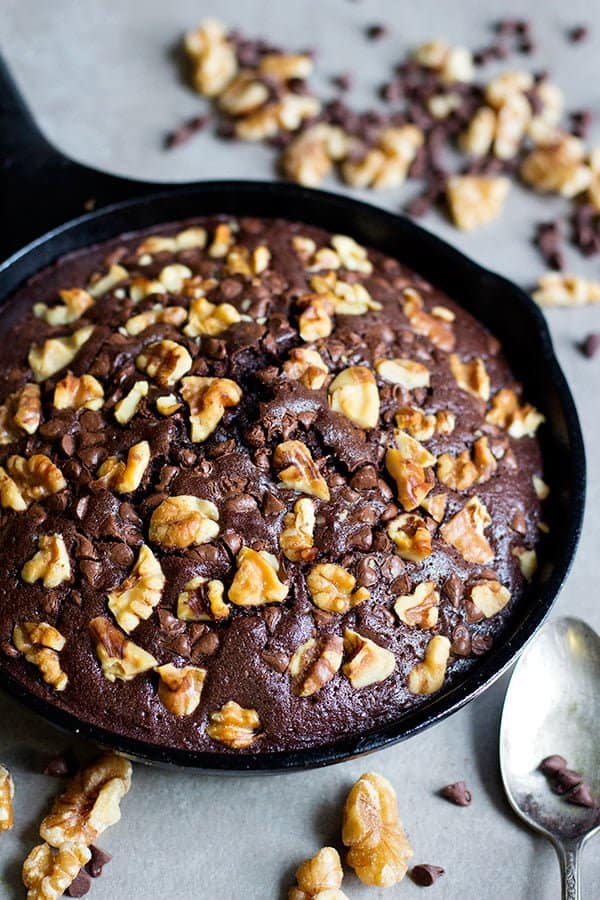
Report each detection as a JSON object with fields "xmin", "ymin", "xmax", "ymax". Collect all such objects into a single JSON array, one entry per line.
[{"xmin": 0, "ymin": 216, "xmax": 546, "ymax": 752}]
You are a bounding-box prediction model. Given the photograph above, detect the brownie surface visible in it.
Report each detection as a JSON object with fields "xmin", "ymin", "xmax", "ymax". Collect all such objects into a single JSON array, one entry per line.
[{"xmin": 0, "ymin": 216, "xmax": 544, "ymax": 753}]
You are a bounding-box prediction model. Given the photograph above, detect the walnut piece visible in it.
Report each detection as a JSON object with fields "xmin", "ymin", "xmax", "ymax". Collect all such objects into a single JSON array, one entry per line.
[
  {"xmin": 184, "ymin": 18, "xmax": 238, "ymax": 96},
  {"xmin": 39, "ymin": 753, "xmax": 131, "ymax": 848},
  {"xmin": 310, "ymin": 270, "xmax": 380, "ymax": 316},
  {"xmin": 114, "ymin": 380, "xmax": 149, "ymax": 424},
  {"xmin": 485, "ymin": 388, "xmax": 545, "ymax": 437},
  {"xmin": 420, "ymin": 491, "xmax": 448, "ymax": 523},
  {"xmin": 307, "ymin": 564, "xmax": 369, "ymax": 613},
  {"xmin": 107, "ymin": 544, "xmax": 165, "ymax": 633},
  {"xmin": 342, "ymin": 126, "xmax": 424, "ymax": 190},
  {"xmin": 283, "ymin": 348, "xmax": 329, "ymax": 390},
  {"xmin": 0, "ymin": 765, "xmax": 14, "ymax": 832},
  {"xmin": 274, "ymin": 440, "xmax": 330, "ymax": 501},
  {"xmin": 437, "ymin": 436, "xmax": 497, "ymax": 490},
  {"xmin": 440, "ymin": 496, "xmax": 494, "ymax": 564},
  {"xmin": 96, "ymin": 440, "xmax": 150, "ymax": 493},
  {"xmin": 375, "ymin": 358, "xmax": 430, "ymax": 389},
  {"xmin": 298, "ymin": 296, "xmax": 334, "ymax": 342},
  {"xmin": 532, "ymin": 272, "xmax": 600, "ymax": 308},
  {"xmin": 22, "ymin": 842, "xmax": 91, "ymax": 900},
  {"xmin": 460, "ymin": 105, "xmax": 496, "ymax": 157},
  {"xmin": 394, "ymin": 581, "xmax": 440, "ymax": 628},
  {"xmin": 385, "ymin": 449, "xmax": 433, "ymax": 511},
  {"xmin": 289, "ymin": 846, "xmax": 348, "ymax": 900},
  {"xmin": 181, "ymin": 375, "xmax": 242, "ymax": 442},
  {"xmin": 155, "ymin": 663, "xmax": 207, "ymax": 717},
  {"xmin": 289, "ymin": 635, "xmax": 344, "ymax": 697},
  {"xmin": 282, "ymin": 123, "xmax": 349, "ymax": 187},
  {"xmin": 342, "ymin": 630, "xmax": 395, "ymax": 689},
  {"xmin": 177, "ymin": 576, "xmax": 229, "ymax": 621},
  {"xmin": 402, "ymin": 288, "xmax": 455, "ymax": 352},
  {"xmin": 533, "ymin": 475, "xmax": 550, "ymax": 500},
  {"xmin": 393, "ymin": 429, "xmax": 437, "ymax": 468},
  {"xmin": 447, "ymin": 175, "xmax": 510, "ymax": 231},
  {"xmin": 156, "ymin": 393, "xmax": 181, "ymax": 416},
  {"xmin": 34, "ymin": 288, "xmax": 94, "ymax": 326},
  {"xmin": 124, "ymin": 306, "xmax": 187, "ymax": 336},
  {"xmin": 87, "ymin": 263, "xmax": 128, "ymax": 298},
  {"xmin": 13, "ymin": 622, "xmax": 67, "ymax": 691},
  {"xmin": 407, "ymin": 635, "xmax": 451, "ymax": 694},
  {"xmin": 53, "ymin": 372, "xmax": 104, "ymax": 412},
  {"xmin": 21, "ymin": 533, "xmax": 71, "ymax": 588},
  {"xmin": 387, "ymin": 513, "xmax": 432, "ymax": 562},
  {"xmin": 0, "ymin": 454, "xmax": 66, "ymax": 511},
  {"xmin": 0, "ymin": 383, "xmax": 42, "ymax": 444},
  {"xmin": 184, "ymin": 296, "xmax": 241, "ymax": 338},
  {"xmin": 136, "ymin": 340, "xmax": 192, "ymax": 387},
  {"xmin": 328, "ymin": 366, "xmax": 380, "ymax": 429},
  {"xmin": 135, "ymin": 228, "xmax": 207, "ymax": 256},
  {"xmin": 225, "ymin": 244, "xmax": 271, "ymax": 277},
  {"xmin": 280, "ymin": 497, "xmax": 316, "ymax": 562},
  {"xmin": 342, "ymin": 772, "xmax": 413, "ymax": 887},
  {"xmin": 449, "ymin": 354, "xmax": 490, "ymax": 401},
  {"xmin": 89, "ymin": 616, "xmax": 157, "ymax": 681},
  {"xmin": 229, "ymin": 547, "xmax": 289, "ymax": 607},
  {"xmin": 206, "ymin": 700, "xmax": 261, "ymax": 749},
  {"xmin": 521, "ymin": 135, "xmax": 591, "ymax": 198},
  {"xmin": 395, "ymin": 406, "xmax": 454, "ymax": 442},
  {"xmin": 149, "ymin": 495, "xmax": 219, "ymax": 548},
  {"xmin": 28, "ymin": 326, "xmax": 94, "ymax": 382},
  {"xmin": 469, "ymin": 579, "xmax": 511, "ymax": 617},
  {"xmin": 512, "ymin": 546, "xmax": 538, "ymax": 581}
]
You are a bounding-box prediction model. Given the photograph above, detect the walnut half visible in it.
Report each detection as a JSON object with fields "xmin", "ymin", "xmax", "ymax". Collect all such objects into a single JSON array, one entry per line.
[
  {"xmin": 155, "ymin": 663, "xmax": 207, "ymax": 717},
  {"xmin": 342, "ymin": 630, "xmax": 396, "ymax": 689},
  {"xmin": 207, "ymin": 700, "xmax": 262, "ymax": 749},
  {"xmin": 229, "ymin": 547, "xmax": 289, "ymax": 607},
  {"xmin": 307, "ymin": 564, "xmax": 369, "ymax": 614},
  {"xmin": 107, "ymin": 544, "xmax": 165, "ymax": 634},
  {"xmin": 22, "ymin": 842, "xmax": 91, "ymax": 900},
  {"xmin": 0, "ymin": 765, "xmax": 14, "ymax": 832},
  {"xmin": 407, "ymin": 635, "xmax": 451, "ymax": 695},
  {"xmin": 274, "ymin": 440, "xmax": 330, "ymax": 501},
  {"xmin": 394, "ymin": 581, "xmax": 440, "ymax": 629},
  {"xmin": 289, "ymin": 846, "xmax": 349, "ymax": 900},
  {"xmin": 13, "ymin": 622, "xmax": 68, "ymax": 691},
  {"xmin": 181, "ymin": 375, "xmax": 242, "ymax": 442},
  {"xmin": 149, "ymin": 495, "xmax": 220, "ymax": 548},
  {"xmin": 89, "ymin": 616, "xmax": 157, "ymax": 682},
  {"xmin": 21, "ymin": 533, "xmax": 71, "ymax": 588},
  {"xmin": 289, "ymin": 635, "xmax": 343, "ymax": 697}
]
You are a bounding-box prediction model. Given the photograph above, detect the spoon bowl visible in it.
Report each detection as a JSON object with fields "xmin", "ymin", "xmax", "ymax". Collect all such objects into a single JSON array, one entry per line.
[{"xmin": 500, "ymin": 617, "xmax": 600, "ymax": 898}]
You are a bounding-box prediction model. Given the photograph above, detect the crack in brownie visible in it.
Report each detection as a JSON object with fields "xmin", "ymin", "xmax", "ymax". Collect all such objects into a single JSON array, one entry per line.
[{"xmin": 0, "ymin": 216, "xmax": 546, "ymax": 752}]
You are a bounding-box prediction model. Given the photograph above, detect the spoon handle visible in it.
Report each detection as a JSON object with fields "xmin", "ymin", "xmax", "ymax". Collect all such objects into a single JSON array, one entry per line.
[{"xmin": 555, "ymin": 840, "xmax": 581, "ymax": 900}]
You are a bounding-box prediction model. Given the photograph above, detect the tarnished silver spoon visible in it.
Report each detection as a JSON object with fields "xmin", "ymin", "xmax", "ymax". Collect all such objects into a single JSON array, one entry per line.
[{"xmin": 500, "ymin": 617, "xmax": 600, "ymax": 898}]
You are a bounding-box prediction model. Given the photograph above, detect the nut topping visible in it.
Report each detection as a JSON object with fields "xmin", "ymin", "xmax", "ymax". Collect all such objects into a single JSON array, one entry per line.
[
  {"xmin": 114, "ymin": 380, "xmax": 149, "ymax": 424},
  {"xmin": 181, "ymin": 375, "xmax": 242, "ymax": 442},
  {"xmin": 282, "ymin": 123, "xmax": 349, "ymax": 188},
  {"xmin": 437, "ymin": 436, "xmax": 497, "ymax": 490},
  {"xmin": 394, "ymin": 581, "xmax": 440, "ymax": 628},
  {"xmin": 136, "ymin": 340, "xmax": 192, "ymax": 388},
  {"xmin": 96, "ymin": 440, "xmax": 150, "ymax": 493},
  {"xmin": 298, "ymin": 296, "xmax": 334, "ymax": 342},
  {"xmin": 0, "ymin": 454, "xmax": 66, "ymax": 511},
  {"xmin": 22, "ymin": 843, "xmax": 91, "ymax": 900},
  {"xmin": 155, "ymin": 663, "xmax": 207, "ymax": 716},
  {"xmin": 330, "ymin": 235, "xmax": 373, "ymax": 274},
  {"xmin": 449, "ymin": 354, "xmax": 490, "ymax": 401},
  {"xmin": 184, "ymin": 18, "xmax": 238, "ymax": 96},
  {"xmin": 485, "ymin": 388, "xmax": 545, "ymax": 437},
  {"xmin": 375, "ymin": 358, "xmax": 430, "ymax": 389},
  {"xmin": 87, "ymin": 264, "xmax": 128, "ymax": 298},
  {"xmin": 289, "ymin": 634, "xmax": 344, "ymax": 697},
  {"xmin": 307, "ymin": 564, "xmax": 369, "ymax": 613},
  {"xmin": 283, "ymin": 348, "xmax": 329, "ymax": 390},
  {"xmin": 342, "ymin": 630, "xmax": 396, "ymax": 689},
  {"xmin": 228, "ymin": 547, "xmax": 289, "ymax": 606},
  {"xmin": 0, "ymin": 383, "xmax": 42, "ymax": 444},
  {"xmin": 53, "ymin": 372, "xmax": 104, "ymax": 412},
  {"xmin": 403, "ymin": 289, "xmax": 455, "ymax": 352},
  {"xmin": 34, "ymin": 288, "xmax": 94, "ymax": 325},
  {"xmin": 0, "ymin": 765, "xmax": 14, "ymax": 832},
  {"xmin": 512, "ymin": 547, "xmax": 538, "ymax": 581},
  {"xmin": 89, "ymin": 616, "xmax": 157, "ymax": 681},
  {"xmin": 28, "ymin": 326, "xmax": 94, "ymax": 382},
  {"xmin": 124, "ymin": 306, "xmax": 187, "ymax": 336},
  {"xmin": 21, "ymin": 533, "xmax": 71, "ymax": 588},
  {"xmin": 521, "ymin": 135, "xmax": 591, "ymax": 199},
  {"xmin": 533, "ymin": 272, "xmax": 600, "ymax": 308},
  {"xmin": 532, "ymin": 475, "xmax": 550, "ymax": 500},
  {"xmin": 289, "ymin": 846, "xmax": 348, "ymax": 900},
  {"xmin": 407, "ymin": 635, "xmax": 451, "ymax": 694},
  {"xmin": 150, "ymin": 495, "xmax": 219, "ymax": 548},
  {"xmin": 447, "ymin": 175, "xmax": 510, "ymax": 231},
  {"xmin": 274, "ymin": 440, "xmax": 330, "ymax": 501},
  {"xmin": 107, "ymin": 544, "xmax": 165, "ymax": 633},
  {"xmin": 184, "ymin": 297, "xmax": 241, "ymax": 337},
  {"xmin": 440, "ymin": 496, "xmax": 494, "ymax": 564},
  {"xmin": 393, "ymin": 429, "xmax": 437, "ymax": 468},
  {"xmin": 206, "ymin": 700, "xmax": 261, "ymax": 748},
  {"xmin": 280, "ymin": 497, "xmax": 316, "ymax": 562},
  {"xmin": 13, "ymin": 622, "xmax": 68, "ymax": 691},
  {"xmin": 385, "ymin": 449, "xmax": 433, "ymax": 511},
  {"xmin": 387, "ymin": 513, "xmax": 432, "ymax": 562},
  {"xmin": 469, "ymin": 579, "xmax": 511, "ymax": 617},
  {"xmin": 420, "ymin": 491, "xmax": 447, "ymax": 522},
  {"xmin": 177, "ymin": 576, "xmax": 229, "ymax": 621},
  {"xmin": 342, "ymin": 772, "xmax": 413, "ymax": 887},
  {"xmin": 310, "ymin": 271, "xmax": 381, "ymax": 316},
  {"xmin": 328, "ymin": 366, "xmax": 380, "ymax": 429}
]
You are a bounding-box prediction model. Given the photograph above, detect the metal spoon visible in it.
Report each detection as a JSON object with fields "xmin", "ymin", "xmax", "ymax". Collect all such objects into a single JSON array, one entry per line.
[{"xmin": 500, "ymin": 616, "xmax": 600, "ymax": 898}]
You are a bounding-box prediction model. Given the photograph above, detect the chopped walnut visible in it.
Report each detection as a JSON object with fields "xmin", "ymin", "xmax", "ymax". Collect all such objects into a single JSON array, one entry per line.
[
  {"xmin": 22, "ymin": 842, "xmax": 91, "ymax": 900},
  {"xmin": 289, "ymin": 846, "xmax": 348, "ymax": 900},
  {"xmin": 419, "ymin": 492, "xmax": 447, "ymax": 522},
  {"xmin": 157, "ymin": 263, "xmax": 193, "ymax": 293},
  {"xmin": 289, "ymin": 634, "xmax": 344, "ymax": 697},
  {"xmin": 532, "ymin": 272, "xmax": 600, "ymax": 308},
  {"xmin": 107, "ymin": 544, "xmax": 165, "ymax": 633},
  {"xmin": 150, "ymin": 495, "xmax": 219, "ymax": 549},
  {"xmin": 280, "ymin": 498, "xmax": 316, "ymax": 562},
  {"xmin": 136, "ymin": 340, "xmax": 192, "ymax": 388},
  {"xmin": 177, "ymin": 576, "xmax": 229, "ymax": 621},
  {"xmin": 13, "ymin": 622, "xmax": 67, "ymax": 691},
  {"xmin": 127, "ymin": 275, "xmax": 166, "ymax": 301},
  {"xmin": 485, "ymin": 70, "xmax": 533, "ymax": 107},
  {"xmin": 181, "ymin": 375, "xmax": 242, "ymax": 442},
  {"xmin": 532, "ymin": 475, "xmax": 550, "ymax": 500},
  {"xmin": 53, "ymin": 372, "xmax": 104, "ymax": 412},
  {"xmin": 207, "ymin": 700, "xmax": 261, "ymax": 748},
  {"xmin": 96, "ymin": 440, "xmax": 150, "ymax": 493},
  {"xmin": 184, "ymin": 18, "xmax": 238, "ymax": 96},
  {"xmin": 184, "ymin": 297, "xmax": 241, "ymax": 337},
  {"xmin": 469, "ymin": 579, "xmax": 511, "ymax": 617},
  {"xmin": 307, "ymin": 563, "xmax": 368, "ymax": 614},
  {"xmin": 87, "ymin": 264, "xmax": 128, "ymax": 298},
  {"xmin": 387, "ymin": 513, "xmax": 432, "ymax": 562},
  {"xmin": 375, "ymin": 358, "xmax": 430, "ymax": 389},
  {"xmin": 155, "ymin": 663, "xmax": 207, "ymax": 717},
  {"xmin": 39, "ymin": 753, "xmax": 132, "ymax": 848},
  {"xmin": 235, "ymin": 94, "xmax": 321, "ymax": 142},
  {"xmin": 310, "ymin": 271, "xmax": 381, "ymax": 316},
  {"xmin": 329, "ymin": 235, "xmax": 373, "ymax": 274},
  {"xmin": 274, "ymin": 440, "xmax": 330, "ymax": 501},
  {"xmin": 283, "ymin": 348, "xmax": 329, "ymax": 390},
  {"xmin": 446, "ymin": 175, "xmax": 510, "ymax": 231},
  {"xmin": 124, "ymin": 306, "xmax": 187, "ymax": 336},
  {"xmin": 521, "ymin": 135, "xmax": 592, "ymax": 198},
  {"xmin": 156, "ymin": 393, "xmax": 181, "ymax": 416},
  {"xmin": 407, "ymin": 635, "xmax": 451, "ymax": 694},
  {"xmin": 342, "ymin": 772, "xmax": 413, "ymax": 887},
  {"xmin": 298, "ymin": 296, "xmax": 334, "ymax": 342},
  {"xmin": 34, "ymin": 288, "xmax": 94, "ymax": 326},
  {"xmin": 342, "ymin": 126, "xmax": 424, "ymax": 190},
  {"xmin": 208, "ymin": 223, "xmax": 235, "ymax": 257},
  {"xmin": 440, "ymin": 496, "xmax": 494, "ymax": 564},
  {"xmin": 437, "ymin": 436, "xmax": 497, "ymax": 490},
  {"xmin": 0, "ymin": 383, "xmax": 42, "ymax": 444},
  {"xmin": 486, "ymin": 388, "xmax": 545, "ymax": 437},
  {"xmin": 512, "ymin": 547, "xmax": 537, "ymax": 581},
  {"xmin": 460, "ymin": 106, "xmax": 496, "ymax": 157},
  {"xmin": 328, "ymin": 366, "xmax": 380, "ymax": 429},
  {"xmin": 0, "ymin": 765, "xmax": 14, "ymax": 832},
  {"xmin": 114, "ymin": 380, "xmax": 149, "ymax": 425},
  {"xmin": 342, "ymin": 630, "xmax": 395, "ymax": 689},
  {"xmin": 218, "ymin": 70, "xmax": 270, "ymax": 115},
  {"xmin": 402, "ymin": 288, "xmax": 455, "ymax": 352},
  {"xmin": 21, "ymin": 533, "xmax": 71, "ymax": 588},
  {"xmin": 89, "ymin": 616, "xmax": 157, "ymax": 681},
  {"xmin": 449, "ymin": 353, "xmax": 490, "ymax": 401},
  {"xmin": 28, "ymin": 326, "xmax": 94, "ymax": 382},
  {"xmin": 229, "ymin": 547, "xmax": 289, "ymax": 607},
  {"xmin": 394, "ymin": 581, "xmax": 440, "ymax": 628},
  {"xmin": 0, "ymin": 453, "xmax": 66, "ymax": 511},
  {"xmin": 225, "ymin": 244, "xmax": 271, "ymax": 277},
  {"xmin": 136, "ymin": 228, "xmax": 207, "ymax": 256},
  {"xmin": 282, "ymin": 123, "xmax": 349, "ymax": 187},
  {"xmin": 385, "ymin": 449, "xmax": 433, "ymax": 511},
  {"xmin": 395, "ymin": 406, "xmax": 436, "ymax": 442},
  {"xmin": 393, "ymin": 429, "xmax": 437, "ymax": 468}
]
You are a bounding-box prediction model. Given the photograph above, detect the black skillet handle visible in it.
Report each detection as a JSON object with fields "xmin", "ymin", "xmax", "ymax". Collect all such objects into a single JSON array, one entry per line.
[{"xmin": 0, "ymin": 55, "xmax": 156, "ymax": 260}]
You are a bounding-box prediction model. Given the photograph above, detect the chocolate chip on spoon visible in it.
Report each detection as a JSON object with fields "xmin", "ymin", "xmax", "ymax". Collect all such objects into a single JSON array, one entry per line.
[
  {"xmin": 539, "ymin": 754, "xmax": 567, "ymax": 775},
  {"xmin": 440, "ymin": 781, "xmax": 472, "ymax": 806},
  {"xmin": 551, "ymin": 768, "xmax": 584, "ymax": 796},
  {"xmin": 411, "ymin": 864, "xmax": 445, "ymax": 886},
  {"xmin": 565, "ymin": 782, "xmax": 596, "ymax": 808}
]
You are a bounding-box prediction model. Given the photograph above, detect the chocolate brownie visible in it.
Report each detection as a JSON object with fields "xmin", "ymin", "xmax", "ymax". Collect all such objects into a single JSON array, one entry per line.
[{"xmin": 0, "ymin": 216, "xmax": 545, "ymax": 753}]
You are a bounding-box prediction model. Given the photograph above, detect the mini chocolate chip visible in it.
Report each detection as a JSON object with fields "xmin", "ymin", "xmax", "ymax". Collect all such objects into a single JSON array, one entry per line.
[
  {"xmin": 471, "ymin": 633, "xmax": 492, "ymax": 655},
  {"xmin": 65, "ymin": 869, "xmax": 92, "ymax": 897},
  {"xmin": 262, "ymin": 650, "xmax": 289, "ymax": 673},
  {"xmin": 42, "ymin": 755, "xmax": 72, "ymax": 777},
  {"xmin": 566, "ymin": 782, "xmax": 596, "ymax": 808},
  {"xmin": 510, "ymin": 509, "xmax": 528, "ymax": 534},
  {"xmin": 569, "ymin": 25, "xmax": 589, "ymax": 43},
  {"xmin": 333, "ymin": 72, "xmax": 352, "ymax": 91},
  {"xmin": 263, "ymin": 492, "xmax": 285, "ymax": 516},
  {"xmin": 411, "ymin": 864, "xmax": 445, "ymax": 886},
  {"xmin": 552, "ymin": 769, "xmax": 583, "ymax": 795},
  {"xmin": 390, "ymin": 574, "xmax": 410, "ymax": 595},
  {"xmin": 366, "ymin": 23, "xmax": 388, "ymax": 40},
  {"xmin": 355, "ymin": 556, "xmax": 380, "ymax": 587},
  {"xmin": 580, "ymin": 333, "xmax": 600, "ymax": 358},
  {"xmin": 86, "ymin": 845, "xmax": 112, "ymax": 878},
  {"xmin": 60, "ymin": 434, "xmax": 76, "ymax": 456},
  {"xmin": 0, "ymin": 640, "xmax": 19, "ymax": 658},
  {"xmin": 539, "ymin": 754, "xmax": 567, "ymax": 775},
  {"xmin": 465, "ymin": 598, "xmax": 485, "ymax": 624},
  {"xmin": 221, "ymin": 530, "xmax": 243, "ymax": 556},
  {"xmin": 263, "ymin": 607, "xmax": 282, "ymax": 634},
  {"xmin": 350, "ymin": 465, "xmax": 379, "ymax": 491},
  {"xmin": 440, "ymin": 781, "xmax": 472, "ymax": 806},
  {"xmin": 450, "ymin": 624, "xmax": 471, "ymax": 657},
  {"xmin": 193, "ymin": 631, "xmax": 220, "ymax": 656},
  {"xmin": 442, "ymin": 574, "xmax": 463, "ymax": 607},
  {"xmin": 165, "ymin": 115, "xmax": 209, "ymax": 149},
  {"xmin": 381, "ymin": 556, "xmax": 403, "ymax": 582}
]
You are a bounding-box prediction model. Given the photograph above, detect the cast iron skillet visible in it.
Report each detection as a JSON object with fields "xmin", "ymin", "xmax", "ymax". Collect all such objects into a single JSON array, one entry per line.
[{"xmin": 0, "ymin": 58, "xmax": 586, "ymax": 772}]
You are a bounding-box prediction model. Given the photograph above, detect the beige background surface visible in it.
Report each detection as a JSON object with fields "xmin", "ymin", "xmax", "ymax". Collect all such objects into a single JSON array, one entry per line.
[{"xmin": 1, "ymin": 1, "xmax": 599, "ymax": 897}]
